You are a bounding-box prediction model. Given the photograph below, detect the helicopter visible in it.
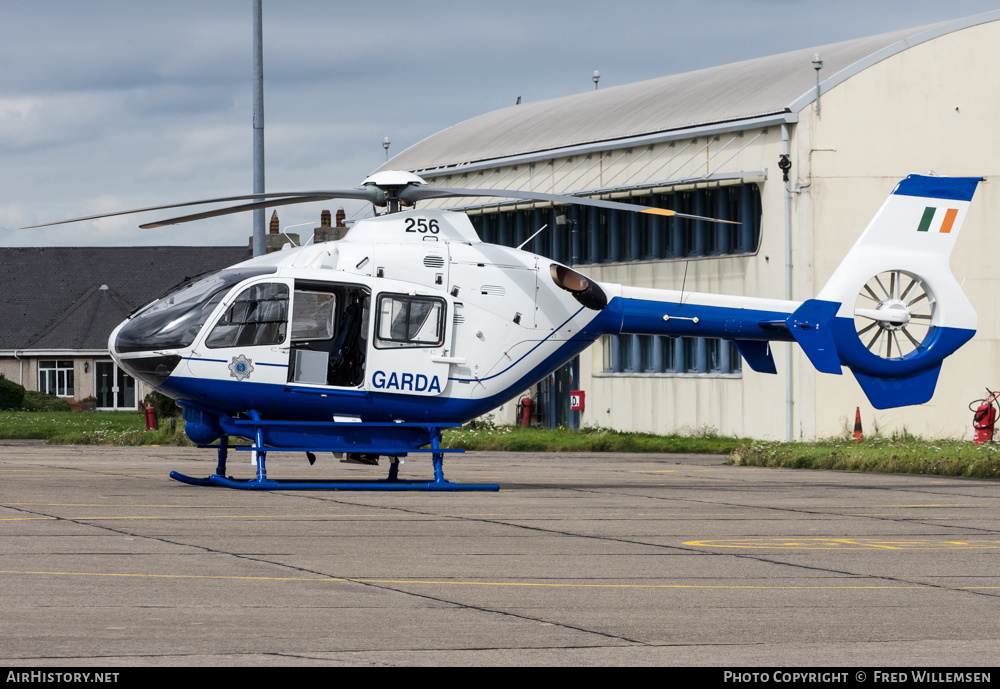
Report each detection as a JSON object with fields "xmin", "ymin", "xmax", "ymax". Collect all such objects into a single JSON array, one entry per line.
[{"xmin": 28, "ymin": 171, "xmax": 981, "ymax": 491}]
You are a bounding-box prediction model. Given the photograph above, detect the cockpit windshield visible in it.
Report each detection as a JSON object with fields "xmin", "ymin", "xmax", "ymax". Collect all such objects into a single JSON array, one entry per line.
[{"xmin": 115, "ymin": 267, "xmax": 277, "ymax": 354}]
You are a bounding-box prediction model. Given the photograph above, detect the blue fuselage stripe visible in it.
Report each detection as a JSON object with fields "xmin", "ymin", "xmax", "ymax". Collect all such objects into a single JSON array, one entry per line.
[{"xmin": 612, "ymin": 297, "xmax": 796, "ymax": 341}]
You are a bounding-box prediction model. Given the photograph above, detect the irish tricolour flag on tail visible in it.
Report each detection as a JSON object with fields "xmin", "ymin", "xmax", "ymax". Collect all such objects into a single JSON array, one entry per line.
[{"xmin": 916, "ymin": 206, "xmax": 959, "ymax": 233}]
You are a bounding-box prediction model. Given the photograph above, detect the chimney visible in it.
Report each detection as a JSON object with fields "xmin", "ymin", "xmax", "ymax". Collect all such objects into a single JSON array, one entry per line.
[
  {"xmin": 313, "ymin": 207, "xmax": 349, "ymax": 244},
  {"xmin": 269, "ymin": 210, "xmax": 279, "ymax": 234}
]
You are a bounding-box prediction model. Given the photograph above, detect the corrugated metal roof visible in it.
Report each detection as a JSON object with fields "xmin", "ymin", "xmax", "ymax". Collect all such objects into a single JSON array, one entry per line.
[{"xmin": 383, "ymin": 12, "xmax": 1000, "ymax": 174}]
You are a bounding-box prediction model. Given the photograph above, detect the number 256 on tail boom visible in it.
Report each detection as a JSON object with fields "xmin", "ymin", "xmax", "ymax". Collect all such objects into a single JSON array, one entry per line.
[{"xmin": 27, "ymin": 171, "xmax": 982, "ymax": 491}]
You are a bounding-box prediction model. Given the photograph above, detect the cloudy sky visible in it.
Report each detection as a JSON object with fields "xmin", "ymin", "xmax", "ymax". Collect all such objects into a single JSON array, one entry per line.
[{"xmin": 2, "ymin": 0, "xmax": 998, "ymax": 247}]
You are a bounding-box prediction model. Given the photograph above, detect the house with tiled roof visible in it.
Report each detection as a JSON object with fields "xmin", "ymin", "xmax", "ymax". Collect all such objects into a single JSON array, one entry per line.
[{"xmin": 0, "ymin": 247, "xmax": 247, "ymax": 409}]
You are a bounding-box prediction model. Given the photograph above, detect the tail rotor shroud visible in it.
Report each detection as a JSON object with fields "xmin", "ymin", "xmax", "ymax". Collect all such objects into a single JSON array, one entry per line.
[{"xmin": 853, "ymin": 270, "xmax": 935, "ymax": 360}]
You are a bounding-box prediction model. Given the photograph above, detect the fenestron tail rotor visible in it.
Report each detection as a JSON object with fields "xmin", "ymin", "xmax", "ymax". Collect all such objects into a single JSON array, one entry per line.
[{"xmin": 853, "ymin": 270, "xmax": 935, "ymax": 359}]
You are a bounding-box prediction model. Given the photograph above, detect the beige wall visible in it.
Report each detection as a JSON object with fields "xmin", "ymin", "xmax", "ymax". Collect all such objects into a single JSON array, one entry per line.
[
  {"xmin": 796, "ymin": 20, "xmax": 1000, "ymax": 439},
  {"xmin": 0, "ymin": 355, "xmax": 146, "ymax": 408}
]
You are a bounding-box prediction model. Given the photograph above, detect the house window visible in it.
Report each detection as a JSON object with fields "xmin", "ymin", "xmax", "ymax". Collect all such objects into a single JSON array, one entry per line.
[
  {"xmin": 38, "ymin": 360, "xmax": 74, "ymax": 397},
  {"xmin": 94, "ymin": 361, "xmax": 136, "ymax": 410}
]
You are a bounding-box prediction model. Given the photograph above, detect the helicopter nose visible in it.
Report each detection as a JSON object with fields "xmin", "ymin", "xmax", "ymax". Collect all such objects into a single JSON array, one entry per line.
[
  {"xmin": 109, "ymin": 323, "xmax": 181, "ymax": 389},
  {"xmin": 114, "ymin": 353, "xmax": 182, "ymax": 389}
]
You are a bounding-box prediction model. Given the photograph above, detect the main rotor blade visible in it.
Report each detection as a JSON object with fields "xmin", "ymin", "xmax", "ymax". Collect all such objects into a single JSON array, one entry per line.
[
  {"xmin": 139, "ymin": 195, "xmax": 339, "ymax": 229},
  {"xmin": 401, "ymin": 186, "xmax": 740, "ymax": 225},
  {"xmin": 22, "ymin": 188, "xmax": 384, "ymax": 229}
]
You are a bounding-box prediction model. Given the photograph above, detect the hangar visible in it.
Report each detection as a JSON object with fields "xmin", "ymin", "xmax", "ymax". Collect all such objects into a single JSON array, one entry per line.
[{"xmin": 379, "ymin": 11, "xmax": 1000, "ymax": 440}]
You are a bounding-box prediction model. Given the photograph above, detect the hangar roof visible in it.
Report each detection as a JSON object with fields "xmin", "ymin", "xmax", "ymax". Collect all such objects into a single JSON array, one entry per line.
[{"xmin": 384, "ymin": 12, "xmax": 1000, "ymax": 174}]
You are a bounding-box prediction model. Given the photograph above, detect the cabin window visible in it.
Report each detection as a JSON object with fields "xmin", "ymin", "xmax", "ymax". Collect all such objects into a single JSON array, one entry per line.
[
  {"xmin": 206, "ymin": 283, "xmax": 288, "ymax": 348},
  {"xmin": 375, "ymin": 295, "xmax": 445, "ymax": 348},
  {"xmin": 292, "ymin": 291, "xmax": 336, "ymax": 341}
]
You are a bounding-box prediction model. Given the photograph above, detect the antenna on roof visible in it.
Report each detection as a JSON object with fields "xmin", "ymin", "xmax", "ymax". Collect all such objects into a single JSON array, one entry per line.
[{"xmin": 812, "ymin": 53, "xmax": 823, "ymax": 117}]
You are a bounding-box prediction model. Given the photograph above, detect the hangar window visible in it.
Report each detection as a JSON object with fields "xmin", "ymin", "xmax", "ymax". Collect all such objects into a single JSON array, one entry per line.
[
  {"xmin": 600, "ymin": 335, "xmax": 741, "ymax": 377},
  {"xmin": 469, "ymin": 183, "xmax": 761, "ymax": 264}
]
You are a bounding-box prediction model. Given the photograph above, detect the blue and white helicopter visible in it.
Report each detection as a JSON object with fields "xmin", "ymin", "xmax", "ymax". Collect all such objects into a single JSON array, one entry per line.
[{"xmin": 31, "ymin": 171, "xmax": 981, "ymax": 491}]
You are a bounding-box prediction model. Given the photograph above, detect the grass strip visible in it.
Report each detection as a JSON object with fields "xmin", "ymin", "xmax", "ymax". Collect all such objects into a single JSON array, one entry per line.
[
  {"xmin": 4, "ymin": 412, "xmax": 999, "ymax": 479},
  {"xmin": 728, "ymin": 437, "xmax": 1000, "ymax": 479},
  {"xmin": 441, "ymin": 424, "xmax": 744, "ymax": 454}
]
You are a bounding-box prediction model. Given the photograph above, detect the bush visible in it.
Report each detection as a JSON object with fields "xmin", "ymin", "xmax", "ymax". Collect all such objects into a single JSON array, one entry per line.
[
  {"xmin": 0, "ymin": 375, "xmax": 26, "ymax": 410},
  {"xmin": 145, "ymin": 390, "xmax": 179, "ymax": 418},
  {"xmin": 21, "ymin": 390, "xmax": 72, "ymax": 412}
]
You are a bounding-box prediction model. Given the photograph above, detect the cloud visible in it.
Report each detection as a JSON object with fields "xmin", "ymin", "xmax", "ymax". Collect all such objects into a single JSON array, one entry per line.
[{"xmin": 3, "ymin": 0, "xmax": 999, "ymax": 247}]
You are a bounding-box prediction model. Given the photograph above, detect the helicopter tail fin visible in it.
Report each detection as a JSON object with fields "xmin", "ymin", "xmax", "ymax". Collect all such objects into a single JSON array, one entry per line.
[{"xmin": 799, "ymin": 174, "xmax": 982, "ymax": 408}]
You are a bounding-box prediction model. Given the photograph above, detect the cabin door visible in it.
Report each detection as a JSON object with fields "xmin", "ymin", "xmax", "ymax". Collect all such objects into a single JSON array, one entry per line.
[
  {"xmin": 287, "ymin": 281, "xmax": 370, "ymax": 388},
  {"xmin": 365, "ymin": 292, "xmax": 455, "ymax": 397},
  {"xmin": 188, "ymin": 278, "xmax": 292, "ymax": 386}
]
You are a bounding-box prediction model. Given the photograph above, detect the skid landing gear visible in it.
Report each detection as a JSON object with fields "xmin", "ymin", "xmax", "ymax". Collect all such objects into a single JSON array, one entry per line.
[{"xmin": 169, "ymin": 415, "xmax": 499, "ymax": 492}]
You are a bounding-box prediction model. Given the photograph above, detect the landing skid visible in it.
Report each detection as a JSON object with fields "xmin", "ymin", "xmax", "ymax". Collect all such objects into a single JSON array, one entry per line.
[{"xmin": 170, "ymin": 415, "xmax": 499, "ymax": 492}]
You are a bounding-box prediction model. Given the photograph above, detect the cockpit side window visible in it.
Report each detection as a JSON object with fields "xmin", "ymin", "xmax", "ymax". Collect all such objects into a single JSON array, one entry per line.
[
  {"xmin": 206, "ymin": 283, "xmax": 289, "ymax": 348},
  {"xmin": 375, "ymin": 295, "xmax": 445, "ymax": 348},
  {"xmin": 114, "ymin": 267, "xmax": 277, "ymax": 354}
]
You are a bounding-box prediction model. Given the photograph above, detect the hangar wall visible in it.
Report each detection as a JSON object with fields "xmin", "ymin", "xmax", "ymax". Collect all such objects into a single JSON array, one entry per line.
[
  {"xmin": 798, "ymin": 19, "xmax": 1000, "ymax": 439},
  {"xmin": 405, "ymin": 14, "xmax": 1000, "ymax": 440}
]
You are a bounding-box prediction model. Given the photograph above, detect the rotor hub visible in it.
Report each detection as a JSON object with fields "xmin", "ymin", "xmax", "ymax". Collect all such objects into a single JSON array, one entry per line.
[
  {"xmin": 853, "ymin": 270, "xmax": 934, "ymax": 359},
  {"xmin": 874, "ymin": 299, "xmax": 910, "ymax": 331}
]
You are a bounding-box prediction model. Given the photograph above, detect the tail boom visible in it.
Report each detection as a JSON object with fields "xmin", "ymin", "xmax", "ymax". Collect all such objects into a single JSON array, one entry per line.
[{"xmin": 590, "ymin": 174, "xmax": 981, "ymax": 409}]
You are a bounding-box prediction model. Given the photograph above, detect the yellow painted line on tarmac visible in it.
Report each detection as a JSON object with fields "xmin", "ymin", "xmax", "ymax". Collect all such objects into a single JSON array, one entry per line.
[
  {"xmin": 0, "ymin": 569, "xmax": 339, "ymax": 582},
  {"xmin": 68, "ymin": 514, "xmax": 391, "ymax": 521},
  {"xmin": 2, "ymin": 568, "xmax": 1000, "ymax": 591},
  {"xmin": 831, "ymin": 539, "xmax": 899, "ymax": 550},
  {"xmin": 3, "ymin": 503, "xmax": 314, "ymax": 508},
  {"xmin": 810, "ymin": 504, "xmax": 968, "ymax": 509},
  {"xmin": 684, "ymin": 538, "xmax": 1000, "ymax": 550},
  {"xmin": 0, "ymin": 514, "xmax": 391, "ymax": 522}
]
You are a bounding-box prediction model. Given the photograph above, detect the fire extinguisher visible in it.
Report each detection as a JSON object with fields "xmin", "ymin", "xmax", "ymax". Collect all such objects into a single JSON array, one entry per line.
[
  {"xmin": 144, "ymin": 403, "xmax": 159, "ymax": 431},
  {"xmin": 969, "ymin": 388, "xmax": 999, "ymax": 445},
  {"xmin": 517, "ymin": 396, "xmax": 533, "ymax": 427}
]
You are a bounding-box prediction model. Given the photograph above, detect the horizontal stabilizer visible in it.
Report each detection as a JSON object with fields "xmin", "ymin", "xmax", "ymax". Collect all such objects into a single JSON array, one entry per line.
[
  {"xmin": 852, "ymin": 365, "xmax": 941, "ymax": 409},
  {"xmin": 786, "ymin": 300, "xmax": 842, "ymax": 375},
  {"xmin": 733, "ymin": 340, "xmax": 776, "ymax": 374}
]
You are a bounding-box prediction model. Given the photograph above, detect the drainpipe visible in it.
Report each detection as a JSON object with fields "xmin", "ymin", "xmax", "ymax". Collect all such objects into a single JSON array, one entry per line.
[
  {"xmin": 12, "ymin": 349, "xmax": 23, "ymax": 386},
  {"xmin": 782, "ymin": 124, "xmax": 793, "ymax": 442}
]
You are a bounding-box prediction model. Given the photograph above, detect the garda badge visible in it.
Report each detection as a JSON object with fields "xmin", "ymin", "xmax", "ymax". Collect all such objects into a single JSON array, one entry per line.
[{"xmin": 228, "ymin": 354, "xmax": 254, "ymax": 381}]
